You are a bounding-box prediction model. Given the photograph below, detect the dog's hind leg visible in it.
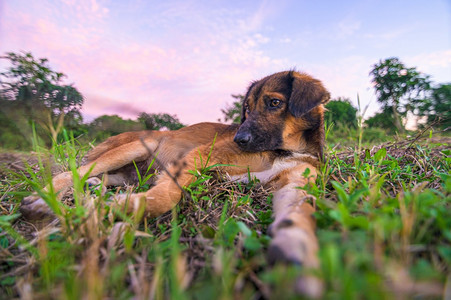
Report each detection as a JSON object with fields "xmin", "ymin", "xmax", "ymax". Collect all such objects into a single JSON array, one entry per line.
[
  {"xmin": 21, "ymin": 139, "xmax": 158, "ymax": 219},
  {"xmin": 267, "ymin": 163, "xmax": 323, "ymax": 298}
]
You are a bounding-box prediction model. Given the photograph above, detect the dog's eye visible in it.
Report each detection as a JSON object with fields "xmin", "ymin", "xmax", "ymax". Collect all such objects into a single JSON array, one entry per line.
[{"xmin": 270, "ymin": 99, "xmax": 281, "ymax": 107}]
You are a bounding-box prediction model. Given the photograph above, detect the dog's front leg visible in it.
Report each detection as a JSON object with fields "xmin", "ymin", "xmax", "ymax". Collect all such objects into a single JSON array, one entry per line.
[
  {"xmin": 267, "ymin": 163, "xmax": 323, "ymax": 298},
  {"xmin": 21, "ymin": 139, "xmax": 158, "ymax": 219}
]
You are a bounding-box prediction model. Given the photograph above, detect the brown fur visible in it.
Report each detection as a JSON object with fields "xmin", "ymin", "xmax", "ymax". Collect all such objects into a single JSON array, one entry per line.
[{"xmin": 21, "ymin": 71, "xmax": 330, "ymax": 297}]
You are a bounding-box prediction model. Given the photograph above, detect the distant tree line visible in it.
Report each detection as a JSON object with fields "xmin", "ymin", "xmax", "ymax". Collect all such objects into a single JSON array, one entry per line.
[
  {"xmin": 85, "ymin": 112, "xmax": 183, "ymax": 143},
  {"xmin": 0, "ymin": 52, "xmax": 449, "ymax": 150}
]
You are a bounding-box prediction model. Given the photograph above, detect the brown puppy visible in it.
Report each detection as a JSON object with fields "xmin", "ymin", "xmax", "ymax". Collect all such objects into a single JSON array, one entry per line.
[{"xmin": 21, "ymin": 70, "xmax": 329, "ymax": 297}]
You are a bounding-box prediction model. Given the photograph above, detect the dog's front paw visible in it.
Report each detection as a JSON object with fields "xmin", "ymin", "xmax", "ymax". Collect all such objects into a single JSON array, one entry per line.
[
  {"xmin": 267, "ymin": 226, "xmax": 313, "ymax": 266},
  {"xmin": 267, "ymin": 224, "xmax": 323, "ymax": 298},
  {"xmin": 85, "ymin": 177, "xmax": 107, "ymax": 195},
  {"xmin": 20, "ymin": 195, "xmax": 55, "ymax": 220}
]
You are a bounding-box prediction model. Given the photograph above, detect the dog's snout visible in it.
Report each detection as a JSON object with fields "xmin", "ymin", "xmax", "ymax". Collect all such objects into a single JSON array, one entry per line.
[{"xmin": 234, "ymin": 131, "xmax": 252, "ymax": 147}]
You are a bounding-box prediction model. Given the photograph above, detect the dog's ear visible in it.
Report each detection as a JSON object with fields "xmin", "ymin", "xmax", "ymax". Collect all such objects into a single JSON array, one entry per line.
[{"xmin": 288, "ymin": 73, "xmax": 330, "ymax": 117}]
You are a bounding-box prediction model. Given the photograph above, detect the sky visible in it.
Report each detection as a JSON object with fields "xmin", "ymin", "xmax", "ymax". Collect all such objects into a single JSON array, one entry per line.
[{"xmin": 0, "ymin": 0, "xmax": 450, "ymax": 125}]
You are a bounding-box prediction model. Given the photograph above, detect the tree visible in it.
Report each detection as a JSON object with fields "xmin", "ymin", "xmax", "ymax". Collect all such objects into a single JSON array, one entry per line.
[
  {"xmin": 364, "ymin": 108, "xmax": 396, "ymax": 130},
  {"xmin": 220, "ymin": 94, "xmax": 243, "ymax": 124},
  {"xmin": 324, "ymin": 97, "xmax": 357, "ymax": 128},
  {"xmin": 88, "ymin": 115, "xmax": 145, "ymax": 142},
  {"xmin": 138, "ymin": 112, "xmax": 184, "ymax": 130},
  {"xmin": 0, "ymin": 52, "xmax": 84, "ymax": 146},
  {"xmin": 416, "ymin": 83, "xmax": 451, "ymax": 130},
  {"xmin": 0, "ymin": 52, "xmax": 83, "ymax": 114},
  {"xmin": 369, "ymin": 57, "xmax": 431, "ymax": 133}
]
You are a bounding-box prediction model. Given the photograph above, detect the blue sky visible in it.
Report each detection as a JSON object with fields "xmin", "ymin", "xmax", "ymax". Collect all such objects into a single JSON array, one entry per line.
[{"xmin": 0, "ymin": 0, "xmax": 450, "ymax": 124}]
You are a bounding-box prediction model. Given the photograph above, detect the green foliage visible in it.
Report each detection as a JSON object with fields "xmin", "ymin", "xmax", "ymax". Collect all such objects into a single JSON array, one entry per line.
[
  {"xmin": 87, "ymin": 114, "xmax": 145, "ymax": 142},
  {"xmin": 0, "ymin": 106, "xmax": 31, "ymax": 149},
  {"xmin": 0, "ymin": 52, "xmax": 84, "ymax": 149},
  {"xmin": 0, "ymin": 52, "xmax": 84, "ymax": 115},
  {"xmin": 325, "ymin": 97, "xmax": 358, "ymax": 128},
  {"xmin": 86, "ymin": 113, "xmax": 185, "ymax": 144},
  {"xmin": 220, "ymin": 94, "xmax": 243, "ymax": 124},
  {"xmin": 326, "ymin": 122, "xmax": 388, "ymax": 147},
  {"xmin": 138, "ymin": 112, "xmax": 184, "ymax": 130},
  {"xmin": 132, "ymin": 158, "xmax": 156, "ymax": 192},
  {"xmin": 416, "ymin": 83, "xmax": 451, "ymax": 130},
  {"xmin": 318, "ymin": 143, "xmax": 449, "ymax": 296},
  {"xmin": 364, "ymin": 107, "xmax": 395, "ymax": 130},
  {"xmin": 369, "ymin": 57, "xmax": 431, "ymax": 133}
]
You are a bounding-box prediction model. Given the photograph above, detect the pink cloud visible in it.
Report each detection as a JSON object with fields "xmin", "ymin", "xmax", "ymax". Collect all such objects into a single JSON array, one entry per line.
[
  {"xmin": 1, "ymin": 1, "xmax": 279, "ymax": 124},
  {"xmin": 0, "ymin": 0, "xmax": 334, "ymax": 124}
]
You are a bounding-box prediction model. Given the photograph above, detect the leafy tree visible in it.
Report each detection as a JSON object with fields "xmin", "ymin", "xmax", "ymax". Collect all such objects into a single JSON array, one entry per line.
[
  {"xmin": 88, "ymin": 115, "xmax": 145, "ymax": 142},
  {"xmin": 325, "ymin": 97, "xmax": 357, "ymax": 128},
  {"xmin": 364, "ymin": 108, "xmax": 396, "ymax": 130},
  {"xmin": 138, "ymin": 112, "xmax": 184, "ymax": 130},
  {"xmin": 220, "ymin": 94, "xmax": 243, "ymax": 124},
  {"xmin": 0, "ymin": 52, "xmax": 84, "ymax": 147},
  {"xmin": 416, "ymin": 83, "xmax": 451, "ymax": 130},
  {"xmin": 369, "ymin": 57, "xmax": 431, "ymax": 133},
  {"xmin": 0, "ymin": 93, "xmax": 32, "ymax": 149},
  {"xmin": 0, "ymin": 52, "xmax": 83, "ymax": 114}
]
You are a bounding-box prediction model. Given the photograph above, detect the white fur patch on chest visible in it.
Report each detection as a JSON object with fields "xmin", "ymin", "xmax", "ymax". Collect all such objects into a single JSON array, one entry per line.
[{"xmin": 229, "ymin": 153, "xmax": 316, "ymax": 184}]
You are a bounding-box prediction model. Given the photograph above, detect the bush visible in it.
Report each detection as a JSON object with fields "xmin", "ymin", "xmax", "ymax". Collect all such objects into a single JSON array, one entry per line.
[
  {"xmin": 326, "ymin": 123, "xmax": 389, "ymax": 147},
  {"xmin": 325, "ymin": 98, "xmax": 358, "ymax": 128},
  {"xmin": 361, "ymin": 127, "xmax": 388, "ymax": 143},
  {"xmin": 364, "ymin": 109, "xmax": 395, "ymax": 130}
]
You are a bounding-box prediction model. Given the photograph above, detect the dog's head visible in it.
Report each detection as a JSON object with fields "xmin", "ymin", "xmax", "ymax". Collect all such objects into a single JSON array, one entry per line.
[{"xmin": 233, "ymin": 71, "xmax": 330, "ymax": 157}]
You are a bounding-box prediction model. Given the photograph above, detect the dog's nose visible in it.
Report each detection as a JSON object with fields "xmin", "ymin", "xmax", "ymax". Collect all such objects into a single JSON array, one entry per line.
[{"xmin": 234, "ymin": 132, "xmax": 252, "ymax": 147}]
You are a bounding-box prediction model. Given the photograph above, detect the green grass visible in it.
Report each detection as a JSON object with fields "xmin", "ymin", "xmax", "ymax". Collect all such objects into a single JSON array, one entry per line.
[{"xmin": 0, "ymin": 129, "xmax": 449, "ymax": 299}]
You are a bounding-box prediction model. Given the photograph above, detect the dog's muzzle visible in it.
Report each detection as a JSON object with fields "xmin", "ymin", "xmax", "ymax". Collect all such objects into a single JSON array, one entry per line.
[{"xmin": 233, "ymin": 131, "xmax": 252, "ymax": 148}]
